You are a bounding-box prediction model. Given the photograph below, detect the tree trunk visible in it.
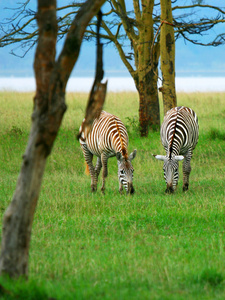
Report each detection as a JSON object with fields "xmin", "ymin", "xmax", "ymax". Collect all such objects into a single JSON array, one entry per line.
[
  {"xmin": 135, "ymin": 66, "xmax": 160, "ymax": 136},
  {"xmin": 135, "ymin": 0, "xmax": 160, "ymax": 136},
  {"xmin": 160, "ymin": 0, "xmax": 177, "ymax": 115},
  {"xmin": 0, "ymin": 0, "xmax": 106, "ymax": 279}
]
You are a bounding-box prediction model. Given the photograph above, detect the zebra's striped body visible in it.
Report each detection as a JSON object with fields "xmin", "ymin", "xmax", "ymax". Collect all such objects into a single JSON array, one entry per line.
[
  {"xmin": 79, "ymin": 111, "xmax": 137, "ymax": 194},
  {"xmin": 154, "ymin": 106, "xmax": 199, "ymax": 193}
]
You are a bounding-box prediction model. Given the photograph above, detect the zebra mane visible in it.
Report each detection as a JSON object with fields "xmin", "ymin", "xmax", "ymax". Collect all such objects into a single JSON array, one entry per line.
[
  {"xmin": 122, "ymin": 148, "xmax": 127, "ymax": 158},
  {"xmin": 114, "ymin": 118, "xmax": 128, "ymax": 160}
]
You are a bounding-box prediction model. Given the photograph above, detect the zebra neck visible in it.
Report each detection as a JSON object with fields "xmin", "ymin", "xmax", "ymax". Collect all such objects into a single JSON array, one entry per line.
[{"xmin": 167, "ymin": 148, "xmax": 180, "ymax": 159}]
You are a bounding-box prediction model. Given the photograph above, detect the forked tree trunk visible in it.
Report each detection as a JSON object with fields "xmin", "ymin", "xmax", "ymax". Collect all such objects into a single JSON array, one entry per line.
[
  {"xmin": 109, "ymin": 0, "xmax": 160, "ymax": 136},
  {"xmin": 0, "ymin": 0, "xmax": 106, "ymax": 279},
  {"xmin": 134, "ymin": 0, "xmax": 160, "ymax": 136},
  {"xmin": 160, "ymin": 0, "xmax": 177, "ymax": 115}
]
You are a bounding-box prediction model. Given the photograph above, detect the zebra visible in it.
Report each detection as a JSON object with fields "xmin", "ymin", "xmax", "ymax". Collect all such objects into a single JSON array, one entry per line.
[
  {"xmin": 153, "ymin": 106, "xmax": 199, "ymax": 193},
  {"xmin": 79, "ymin": 111, "xmax": 137, "ymax": 194}
]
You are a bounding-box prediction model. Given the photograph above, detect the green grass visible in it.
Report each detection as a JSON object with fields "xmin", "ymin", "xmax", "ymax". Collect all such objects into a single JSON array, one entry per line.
[{"xmin": 0, "ymin": 91, "xmax": 225, "ymax": 299}]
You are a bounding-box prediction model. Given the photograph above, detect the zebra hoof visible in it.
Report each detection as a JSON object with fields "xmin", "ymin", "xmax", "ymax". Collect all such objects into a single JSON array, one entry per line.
[
  {"xmin": 91, "ymin": 185, "xmax": 97, "ymax": 192},
  {"xmin": 183, "ymin": 184, "xmax": 189, "ymax": 192}
]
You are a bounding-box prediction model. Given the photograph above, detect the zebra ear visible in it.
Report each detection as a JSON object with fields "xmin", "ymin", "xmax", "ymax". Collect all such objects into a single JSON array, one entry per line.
[
  {"xmin": 175, "ymin": 155, "xmax": 184, "ymax": 161},
  {"xmin": 116, "ymin": 152, "xmax": 122, "ymax": 161},
  {"xmin": 129, "ymin": 149, "xmax": 137, "ymax": 161},
  {"xmin": 153, "ymin": 154, "xmax": 166, "ymax": 161}
]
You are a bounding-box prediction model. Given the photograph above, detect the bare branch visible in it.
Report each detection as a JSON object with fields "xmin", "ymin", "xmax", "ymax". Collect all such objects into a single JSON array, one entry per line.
[
  {"xmin": 133, "ymin": 0, "xmax": 141, "ymax": 21},
  {"xmin": 101, "ymin": 19, "xmax": 136, "ymax": 76},
  {"xmin": 111, "ymin": 0, "xmax": 138, "ymax": 42},
  {"xmin": 173, "ymin": 4, "xmax": 225, "ymax": 15}
]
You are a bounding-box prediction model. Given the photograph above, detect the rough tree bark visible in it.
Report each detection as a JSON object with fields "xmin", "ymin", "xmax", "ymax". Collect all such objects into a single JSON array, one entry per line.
[
  {"xmin": 0, "ymin": 0, "xmax": 106, "ymax": 279},
  {"xmin": 160, "ymin": 0, "xmax": 177, "ymax": 115}
]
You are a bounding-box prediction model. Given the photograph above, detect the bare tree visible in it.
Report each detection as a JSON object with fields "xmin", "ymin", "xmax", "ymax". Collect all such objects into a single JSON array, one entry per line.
[
  {"xmin": 0, "ymin": 0, "xmax": 106, "ymax": 279},
  {"xmin": 2, "ymin": 1, "xmax": 225, "ymax": 51}
]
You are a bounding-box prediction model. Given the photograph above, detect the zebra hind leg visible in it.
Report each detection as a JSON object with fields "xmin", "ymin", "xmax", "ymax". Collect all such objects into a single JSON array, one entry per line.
[
  {"xmin": 182, "ymin": 153, "xmax": 192, "ymax": 192},
  {"xmin": 90, "ymin": 162, "xmax": 98, "ymax": 192},
  {"xmin": 95, "ymin": 157, "xmax": 102, "ymax": 182}
]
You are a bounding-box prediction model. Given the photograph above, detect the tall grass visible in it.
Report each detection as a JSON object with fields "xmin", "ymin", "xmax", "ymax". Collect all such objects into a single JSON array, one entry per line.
[{"xmin": 0, "ymin": 91, "xmax": 225, "ymax": 299}]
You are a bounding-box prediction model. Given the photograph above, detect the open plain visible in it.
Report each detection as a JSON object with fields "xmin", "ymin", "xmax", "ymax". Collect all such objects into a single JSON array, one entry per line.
[{"xmin": 0, "ymin": 91, "xmax": 224, "ymax": 299}]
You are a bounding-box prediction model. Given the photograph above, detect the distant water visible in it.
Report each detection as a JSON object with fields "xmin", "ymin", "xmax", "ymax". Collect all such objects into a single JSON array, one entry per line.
[{"xmin": 0, "ymin": 77, "xmax": 225, "ymax": 92}]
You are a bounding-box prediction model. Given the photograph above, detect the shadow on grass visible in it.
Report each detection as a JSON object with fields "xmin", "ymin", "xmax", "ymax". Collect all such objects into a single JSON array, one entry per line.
[
  {"xmin": 0, "ymin": 276, "xmax": 53, "ymax": 300},
  {"xmin": 208, "ymin": 128, "xmax": 225, "ymax": 141},
  {"xmin": 191, "ymin": 268, "xmax": 224, "ymax": 287}
]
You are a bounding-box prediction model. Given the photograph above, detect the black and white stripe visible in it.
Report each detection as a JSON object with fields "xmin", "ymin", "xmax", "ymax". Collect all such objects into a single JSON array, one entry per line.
[
  {"xmin": 154, "ymin": 106, "xmax": 199, "ymax": 193},
  {"xmin": 79, "ymin": 111, "xmax": 137, "ymax": 194}
]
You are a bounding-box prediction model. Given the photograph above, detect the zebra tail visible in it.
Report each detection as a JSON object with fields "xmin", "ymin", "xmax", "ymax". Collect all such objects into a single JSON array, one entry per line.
[{"xmin": 85, "ymin": 162, "xmax": 90, "ymax": 175}]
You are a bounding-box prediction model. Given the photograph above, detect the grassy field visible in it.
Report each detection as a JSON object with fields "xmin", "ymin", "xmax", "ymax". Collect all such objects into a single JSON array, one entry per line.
[{"xmin": 0, "ymin": 91, "xmax": 224, "ymax": 299}]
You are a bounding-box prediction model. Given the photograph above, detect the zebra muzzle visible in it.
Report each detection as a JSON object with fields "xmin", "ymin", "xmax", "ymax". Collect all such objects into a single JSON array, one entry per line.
[
  {"xmin": 166, "ymin": 183, "xmax": 174, "ymax": 194},
  {"xmin": 127, "ymin": 183, "xmax": 135, "ymax": 195}
]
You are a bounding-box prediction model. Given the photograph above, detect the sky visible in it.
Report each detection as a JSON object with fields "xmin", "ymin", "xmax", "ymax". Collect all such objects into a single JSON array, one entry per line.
[{"xmin": 0, "ymin": 0, "xmax": 225, "ymax": 78}]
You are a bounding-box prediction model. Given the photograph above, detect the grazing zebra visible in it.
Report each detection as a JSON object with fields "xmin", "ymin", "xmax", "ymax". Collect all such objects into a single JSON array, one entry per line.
[
  {"xmin": 154, "ymin": 106, "xmax": 199, "ymax": 193},
  {"xmin": 79, "ymin": 111, "xmax": 137, "ymax": 194}
]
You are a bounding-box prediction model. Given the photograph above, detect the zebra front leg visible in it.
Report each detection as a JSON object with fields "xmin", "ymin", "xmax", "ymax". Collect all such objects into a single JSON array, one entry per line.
[
  {"xmin": 182, "ymin": 152, "xmax": 192, "ymax": 192},
  {"xmin": 101, "ymin": 153, "xmax": 108, "ymax": 194}
]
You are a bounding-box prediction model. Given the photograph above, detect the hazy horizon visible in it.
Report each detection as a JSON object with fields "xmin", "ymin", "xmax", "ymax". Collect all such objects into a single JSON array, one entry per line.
[{"xmin": 1, "ymin": 76, "xmax": 225, "ymax": 93}]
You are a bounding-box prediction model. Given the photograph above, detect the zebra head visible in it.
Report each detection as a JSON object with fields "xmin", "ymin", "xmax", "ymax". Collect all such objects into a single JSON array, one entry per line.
[
  {"xmin": 154, "ymin": 154, "xmax": 184, "ymax": 193},
  {"xmin": 116, "ymin": 150, "xmax": 137, "ymax": 195}
]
